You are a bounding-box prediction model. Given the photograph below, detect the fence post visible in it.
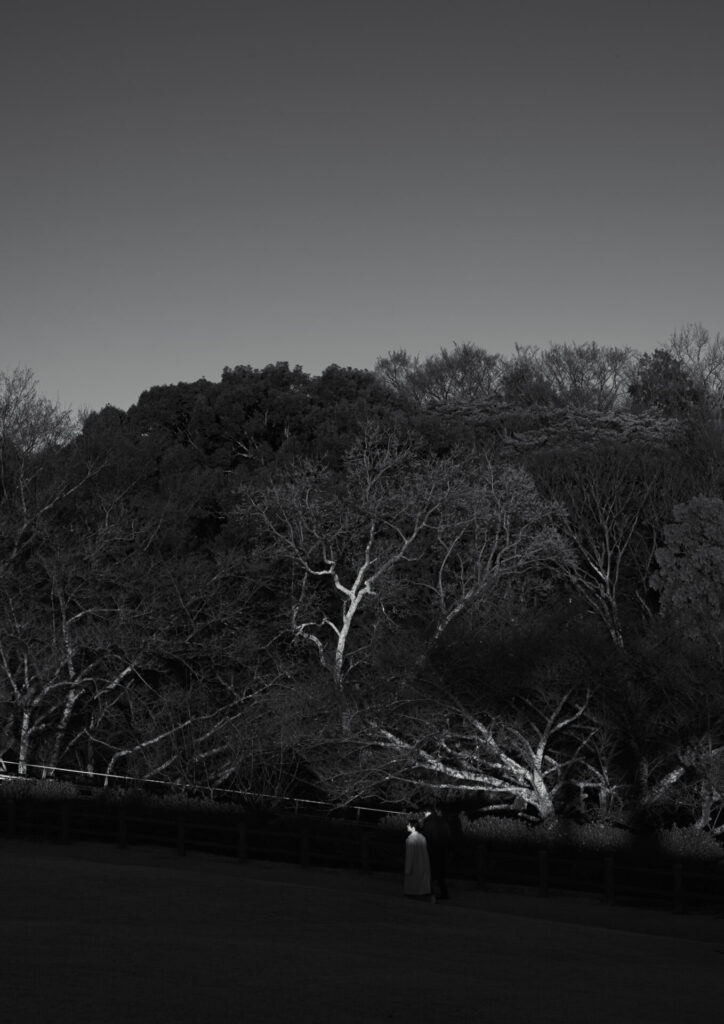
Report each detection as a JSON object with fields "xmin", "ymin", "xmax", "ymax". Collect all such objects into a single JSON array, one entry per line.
[
  {"xmin": 360, "ymin": 829, "xmax": 370, "ymax": 872},
  {"xmin": 60, "ymin": 801, "xmax": 71, "ymax": 844},
  {"xmin": 538, "ymin": 848, "xmax": 549, "ymax": 897},
  {"xmin": 475, "ymin": 842, "xmax": 487, "ymax": 887},
  {"xmin": 7, "ymin": 799, "xmax": 16, "ymax": 839},
  {"xmin": 300, "ymin": 829, "xmax": 310, "ymax": 867},
  {"xmin": 177, "ymin": 814, "xmax": 186, "ymax": 857},
  {"xmin": 673, "ymin": 862, "xmax": 686, "ymax": 914},
  {"xmin": 237, "ymin": 821, "xmax": 247, "ymax": 862},
  {"xmin": 604, "ymin": 856, "xmax": 615, "ymax": 902},
  {"xmin": 118, "ymin": 804, "xmax": 127, "ymax": 848}
]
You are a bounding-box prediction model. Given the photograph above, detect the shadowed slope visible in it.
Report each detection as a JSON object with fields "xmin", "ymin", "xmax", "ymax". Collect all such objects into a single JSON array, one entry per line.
[{"xmin": 1, "ymin": 841, "xmax": 721, "ymax": 1023}]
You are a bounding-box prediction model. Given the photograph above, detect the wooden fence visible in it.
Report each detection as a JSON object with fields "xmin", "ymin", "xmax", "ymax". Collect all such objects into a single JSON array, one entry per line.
[{"xmin": 1, "ymin": 796, "xmax": 723, "ymax": 917}]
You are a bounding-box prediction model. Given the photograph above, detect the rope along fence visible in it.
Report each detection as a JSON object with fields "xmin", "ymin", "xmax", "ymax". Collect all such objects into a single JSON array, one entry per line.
[{"xmin": 0, "ymin": 760, "xmax": 407, "ymax": 820}]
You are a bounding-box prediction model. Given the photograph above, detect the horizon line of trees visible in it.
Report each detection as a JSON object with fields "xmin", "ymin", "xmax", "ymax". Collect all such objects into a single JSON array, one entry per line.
[{"xmin": 2, "ymin": 324, "xmax": 724, "ymax": 833}]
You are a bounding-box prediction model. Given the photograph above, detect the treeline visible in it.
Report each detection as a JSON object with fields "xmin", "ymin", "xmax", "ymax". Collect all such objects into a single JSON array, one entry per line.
[{"xmin": 2, "ymin": 325, "xmax": 724, "ymax": 834}]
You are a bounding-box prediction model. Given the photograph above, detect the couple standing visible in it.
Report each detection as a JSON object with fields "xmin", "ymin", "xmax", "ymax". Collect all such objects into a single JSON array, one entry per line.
[{"xmin": 404, "ymin": 806, "xmax": 451, "ymax": 902}]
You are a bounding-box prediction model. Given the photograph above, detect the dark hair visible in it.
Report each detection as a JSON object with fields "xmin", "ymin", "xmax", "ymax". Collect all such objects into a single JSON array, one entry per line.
[{"xmin": 407, "ymin": 816, "xmax": 421, "ymax": 830}]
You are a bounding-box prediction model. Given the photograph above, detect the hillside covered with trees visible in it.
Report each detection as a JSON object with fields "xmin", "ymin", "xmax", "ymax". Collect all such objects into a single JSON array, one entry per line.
[{"xmin": 2, "ymin": 325, "xmax": 724, "ymax": 835}]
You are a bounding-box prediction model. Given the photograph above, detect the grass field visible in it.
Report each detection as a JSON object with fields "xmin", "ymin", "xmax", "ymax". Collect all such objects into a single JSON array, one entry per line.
[{"xmin": 1, "ymin": 838, "xmax": 722, "ymax": 1023}]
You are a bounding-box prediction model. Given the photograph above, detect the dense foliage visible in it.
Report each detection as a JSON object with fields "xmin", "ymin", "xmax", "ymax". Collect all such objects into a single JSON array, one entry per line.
[{"xmin": 2, "ymin": 328, "xmax": 724, "ymax": 836}]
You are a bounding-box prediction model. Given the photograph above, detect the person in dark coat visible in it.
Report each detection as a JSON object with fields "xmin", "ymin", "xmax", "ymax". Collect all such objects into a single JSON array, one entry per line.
[{"xmin": 420, "ymin": 804, "xmax": 452, "ymax": 899}]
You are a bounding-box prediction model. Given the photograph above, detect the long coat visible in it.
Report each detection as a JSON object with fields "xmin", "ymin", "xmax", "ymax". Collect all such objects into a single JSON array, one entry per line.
[{"xmin": 404, "ymin": 831, "xmax": 431, "ymax": 896}]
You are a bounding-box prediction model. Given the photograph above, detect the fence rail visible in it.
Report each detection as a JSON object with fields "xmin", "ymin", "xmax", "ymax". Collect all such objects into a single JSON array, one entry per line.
[{"xmin": 1, "ymin": 795, "xmax": 723, "ymax": 916}]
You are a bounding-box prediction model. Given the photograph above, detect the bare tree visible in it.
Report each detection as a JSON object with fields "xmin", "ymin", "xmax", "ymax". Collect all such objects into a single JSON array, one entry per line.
[
  {"xmin": 78, "ymin": 541, "xmax": 287, "ymax": 790},
  {"xmin": 298, "ymin": 675, "xmax": 594, "ymax": 820},
  {"xmin": 421, "ymin": 459, "xmax": 572, "ymax": 646},
  {"xmin": 667, "ymin": 323, "xmax": 724, "ymax": 405},
  {"xmin": 0, "ymin": 532, "xmax": 137, "ymax": 777},
  {"xmin": 499, "ymin": 342, "xmax": 639, "ymax": 412},
  {"xmin": 0, "ymin": 367, "xmax": 95, "ymax": 570},
  {"xmin": 241, "ymin": 424, "xmax": 570, "ymax": 700},
  {"xmin": 240, "ymin": 425, "xmax": 457, "ymax": 702},
  {"xmin": 531, "ymin": 444, "xmax": 670, "ymax": 647},
  {"xmin": 538, "ymin": 341, "xmax": 639, "ymax": 412},
  {"xmin": 375, "ymin": 343, "xmax": 503, "ymax": 407}
]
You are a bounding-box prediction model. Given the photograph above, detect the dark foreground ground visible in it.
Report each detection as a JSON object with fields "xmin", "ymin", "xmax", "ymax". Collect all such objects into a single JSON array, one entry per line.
[{"xmin": 1, "ymin": 838, "xmax": 722, "ymax": 1024}]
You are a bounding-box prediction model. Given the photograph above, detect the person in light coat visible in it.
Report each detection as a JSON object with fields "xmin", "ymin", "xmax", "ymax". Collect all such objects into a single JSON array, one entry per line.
[{"xmin": 404, "ymin": 817, "xmax": 434, "ymax": 902}]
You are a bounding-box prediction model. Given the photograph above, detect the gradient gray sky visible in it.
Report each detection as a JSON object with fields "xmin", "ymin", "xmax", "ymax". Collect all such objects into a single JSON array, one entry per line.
[{"xmin": 2, "ymin": 0, "xmax": 723, "ymax": 414}]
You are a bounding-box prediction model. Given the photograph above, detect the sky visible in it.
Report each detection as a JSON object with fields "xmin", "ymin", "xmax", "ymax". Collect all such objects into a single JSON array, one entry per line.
[{"xmin": 1, "ymin": 0, "xmax": 723, "ymax": 415}]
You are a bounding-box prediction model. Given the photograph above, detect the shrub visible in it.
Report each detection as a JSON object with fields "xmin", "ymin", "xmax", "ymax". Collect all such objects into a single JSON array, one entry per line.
[
  {"xmin": 654, "ymin": 824, "xmax": 723, "ymax": 863},
  {"xmin": 0, "ymin": 777, "xmax": 79, "ymax": 801},
  {"xmin": 459, "ymin": 814, "xmax": 534, "ymax": 845},
  {"xmin": 459, "ymin": 813, "xmax": 724, "ymax": 863},
  {"xmin": 532, "ymin": 818, "xmax": 633, "ymax": 854},
  {"xmin": 131, "ymin": 792, "xmax": 235, "ymax": 815},
  {"xmin": 460, "ymin": 814, "xmax": 634, "ymax": 854},
  {"xmin": 87, "ymin": 785, "xmax": 147, "ymax": 805},
  {"xmin": 376, "ymin": 812, "xmax": 408, "ymax": 832}
]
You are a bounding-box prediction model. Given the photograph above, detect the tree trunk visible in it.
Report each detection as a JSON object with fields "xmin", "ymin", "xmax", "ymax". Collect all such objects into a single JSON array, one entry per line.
[
  {"xmin": 18, "ymin": 709, "xmax": 31, "ymax": 776},
  {"xmin": 46, "ymin": 686, "xmax": 81, "ymax": 776}
]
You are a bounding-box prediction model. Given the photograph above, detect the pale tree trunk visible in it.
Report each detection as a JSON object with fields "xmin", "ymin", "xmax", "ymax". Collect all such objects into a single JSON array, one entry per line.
[
  {"xmin": 17, "ymin": 709, "xmax": 31, "ymax": 776},
  {"xmin": 45, "ymin": 687, "xmax": 82, "ymax": 776},
  {"xmin": 46, "ymin": 666, "xmax": 137, "ymax": 776},
  {"xmin": 355, "ymin": 690, "xmax": 590, "ymax": 822}
]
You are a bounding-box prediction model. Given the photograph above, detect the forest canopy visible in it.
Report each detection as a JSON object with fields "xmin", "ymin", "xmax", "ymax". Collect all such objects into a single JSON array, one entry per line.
[{"xmin": 2, "ymin": 327, "xmax": 724, "ymax": 834}]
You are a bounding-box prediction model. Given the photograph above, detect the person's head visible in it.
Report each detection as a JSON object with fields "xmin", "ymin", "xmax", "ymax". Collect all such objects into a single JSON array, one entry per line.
[{"xmin": 407, "ymin": 816, "xmax": 421, "ymax": 833}]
